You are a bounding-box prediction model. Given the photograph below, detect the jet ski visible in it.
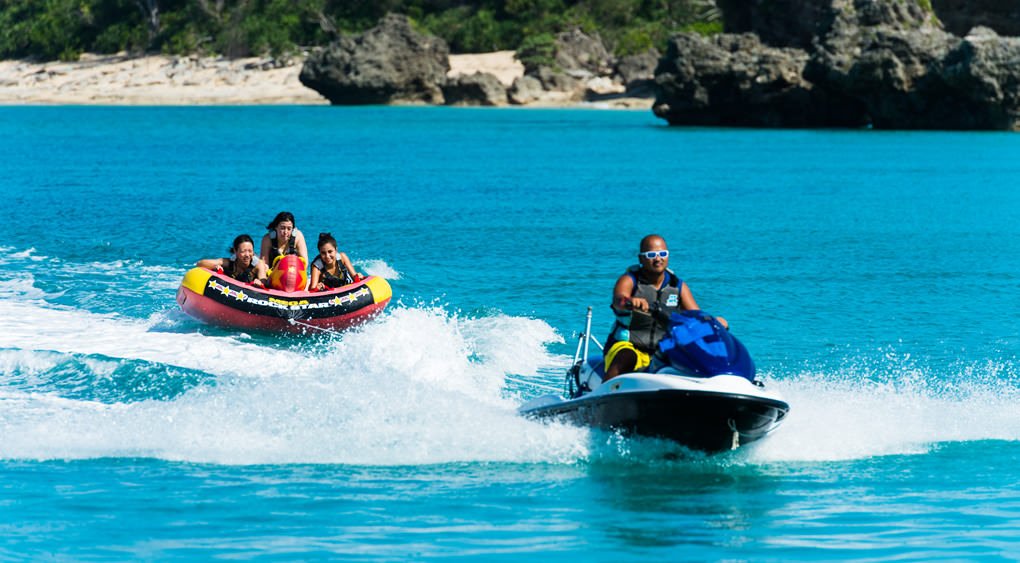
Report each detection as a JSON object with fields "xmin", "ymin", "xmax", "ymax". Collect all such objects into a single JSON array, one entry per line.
[{"xmin": 519, "ymin": 307, "xmax": 789, "ymax": 453}]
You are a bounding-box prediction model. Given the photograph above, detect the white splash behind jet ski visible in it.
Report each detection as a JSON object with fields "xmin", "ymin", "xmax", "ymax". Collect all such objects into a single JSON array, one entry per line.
[{"xmin": 519, "ymin": 307, "xmax": 789, "ymax": 453}]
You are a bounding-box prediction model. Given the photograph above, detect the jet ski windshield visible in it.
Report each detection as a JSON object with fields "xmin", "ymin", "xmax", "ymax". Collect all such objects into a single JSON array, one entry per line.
[{"xmin": 657, "ymin": 310, "xmax": 755, "ymax": 381}]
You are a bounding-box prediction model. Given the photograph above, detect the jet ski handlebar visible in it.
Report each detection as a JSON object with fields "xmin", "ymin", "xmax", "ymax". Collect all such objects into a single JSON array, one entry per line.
[{"xmin": 648, "ymin": 303, "xmax": 716, "ymax": 326}]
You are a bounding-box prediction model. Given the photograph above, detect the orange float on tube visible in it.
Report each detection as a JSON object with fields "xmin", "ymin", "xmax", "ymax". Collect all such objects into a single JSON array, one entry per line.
[{"xmin": 269, "ymin": 254, "xmax": 308, "ymax": 292}]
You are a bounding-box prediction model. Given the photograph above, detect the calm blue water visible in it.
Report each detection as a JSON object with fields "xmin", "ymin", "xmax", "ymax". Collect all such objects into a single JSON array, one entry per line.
[{"xmin": 1, "ymin": 106, "xmax": 1019, "ymax": 559}]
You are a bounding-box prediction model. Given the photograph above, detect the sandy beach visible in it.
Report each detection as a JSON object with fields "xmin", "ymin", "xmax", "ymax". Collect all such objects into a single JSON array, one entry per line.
[
  {"xmin": 0, "ymin": 50, "xmax": 651, "ymax": 108},
  {"xmin": 0, "ymin": 51, "xmax": 524, "ymax": 105},
  {"xmin": 0, "ymin": 53, "xmax": 325, "ymax": 105}
]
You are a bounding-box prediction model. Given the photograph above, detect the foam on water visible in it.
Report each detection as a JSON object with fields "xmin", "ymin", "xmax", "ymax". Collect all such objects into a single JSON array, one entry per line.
[
  {"xmin": 2, "ymin": 281, "xmax": 1018, "ymax": 466},
  {"xmin": 0, "ymin": 249, "xmax": 184, "ymax": 314},
  {"xmin": 0, "ymin": 348, "xmax": 213, "ymax": 404},
  {"xmin": 58, "ymin": 259, "xmax": 183, "ymax": 286},
  {"xmin": 0, "ymin": 274, "xmax": 55, "ymax": 301},
  {"xmin": 0, "ymin": 299, "xmax": 307, "ymax": 377},
  {"xmin": 748, "ymin": 357, "xmax": 1020, "ymax": 463},
  {"xmin": 60, "ymin": 257, "xmax": 180, "ymax": 280},
  {"xmin": 358, "ymin": 259, "xmax": 401, "ymax": 280},
  {"xmin": 7, "ymin": 247, "xmax": 46, "ymax": 262},
  {"xmin": 0, "ymin": 301, "xmax": 586, "ymax": 464},
  {"xmin": 0, "ymin": 349, "xmax": 62, "ymax": 378}
]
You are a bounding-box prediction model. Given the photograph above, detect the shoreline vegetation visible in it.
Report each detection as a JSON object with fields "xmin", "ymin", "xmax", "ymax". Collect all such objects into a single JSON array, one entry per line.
[
  {"xmin": 1, "ymin": 2, "xmax": 1015, "ymax": 127},
  {"xmin": 0, "ymin": 0, "xmax": 704, "ymax": 107},
  {"xmin": 0, "ymin": 1, "xmax": 717, "ymax": 63}
]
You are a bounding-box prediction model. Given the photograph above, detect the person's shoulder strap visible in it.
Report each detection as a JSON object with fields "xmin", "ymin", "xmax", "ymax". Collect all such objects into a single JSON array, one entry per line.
[
  {"xmin": 626, "ymin": 264, "xmax": 641, "ymax": 284},
  {"xmin": 664, "ymin": 268, "xmax": 681, "ymax": 288}
]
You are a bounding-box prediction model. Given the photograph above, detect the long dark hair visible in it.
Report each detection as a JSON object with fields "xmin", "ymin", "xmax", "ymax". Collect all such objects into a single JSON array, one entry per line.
[
  {"xmin": 266, "ymin": 211, "xmax": 296, "ymax": 231},
  {"xmin": 317, "ymin": 232, "xmax": 337, "ymax": 250},
  {"xmin": 229, "ymin": 234, "xmax": 255, "ymax": 255}
]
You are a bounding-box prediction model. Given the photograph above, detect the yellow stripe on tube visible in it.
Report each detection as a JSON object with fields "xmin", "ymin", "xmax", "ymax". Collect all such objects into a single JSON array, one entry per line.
[
  {"xmin": 181, "ymin": 267, "xmax": 213, "ymax": 296},
  {"xmin": 365, "ymin": 276, "xmax": 392, "ymax": 304}
]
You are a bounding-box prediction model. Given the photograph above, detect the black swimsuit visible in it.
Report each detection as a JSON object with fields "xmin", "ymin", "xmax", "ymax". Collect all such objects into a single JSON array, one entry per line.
[
  {"xmin": 267, "ymin": 232, "xmax": 297, "ymax": 265},
  {"xmin": 313, "ymin": 255, "xmax": 354, "ymax": 288},
  {"xmin": 225, "ymin": 259, "xmax": 258, "ymax": 283}
]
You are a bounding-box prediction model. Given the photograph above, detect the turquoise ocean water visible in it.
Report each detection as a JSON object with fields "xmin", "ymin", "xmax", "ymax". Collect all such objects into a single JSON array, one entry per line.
[{"xmin": 1, "ymin": 106, "xmax": 1019, "ymax": 559}]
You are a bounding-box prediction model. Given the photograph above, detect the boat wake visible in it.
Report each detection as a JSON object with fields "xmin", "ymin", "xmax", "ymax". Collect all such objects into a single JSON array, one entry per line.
[
  {"xmin": 0, "ymin": 279, "xmax": 1018, "ymax": 465},
  {"xmin": 0, "ymin": 298, "xmax": 586, "ymax": 464},
  {"xmin": 751, "ymin": 357, "xmax": 1020, "ymax": 462}
]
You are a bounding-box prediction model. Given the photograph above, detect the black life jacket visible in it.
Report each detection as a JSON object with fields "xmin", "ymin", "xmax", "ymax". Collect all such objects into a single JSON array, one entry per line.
[
  {"xmin": 312, "ymin": 255, "xmax": 354, "ymax": 288},
  {"xmin": 267, "ymin": 231, "xmax": 297, "ymax": 265},
  {"xmin": 225, "ymin": 257, "xmax": 259, "ymax": 284},
  {"xmin": 608, "ymin": 265, "xmax": 683, "ymax": 352}
]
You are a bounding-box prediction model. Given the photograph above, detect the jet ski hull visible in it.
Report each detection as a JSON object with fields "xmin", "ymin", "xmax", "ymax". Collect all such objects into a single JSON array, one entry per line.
[
  {"xmin": 520, "ymin": 309, "xmax": 790, "ymax": 453},
  {"xmin": 522, "ymin": 387, "xmax": 788, "ymax": 452}
]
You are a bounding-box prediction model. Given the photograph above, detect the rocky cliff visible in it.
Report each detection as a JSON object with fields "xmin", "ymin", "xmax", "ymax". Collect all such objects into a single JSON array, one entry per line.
[
  {"xmin": 930, "ymin": 0, "xmax": 1019, "ymax": 37},
  {"xmin": 654, "ymin": 0, "xmax": 1020, "ymax": 130},
  {"xmin": 300, "ymin": 14, "xmax": 449, "ymax": 105}
]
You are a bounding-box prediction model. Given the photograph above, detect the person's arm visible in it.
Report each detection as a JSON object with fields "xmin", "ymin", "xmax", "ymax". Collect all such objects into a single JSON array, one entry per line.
[
  {"xmin": 339, "ymin": 252, "xmax": 360, "ymax": 279},
  {"xmin": 309, "ymin": 264, "xmax": 323, "ymax": 291},
  {"xmin": 613, "ymin": 274, "xmax": 645, "ymax": 312},
  {"xmin": 259, "ymin": 234, "xmax": 271, "ymax": 266},
  {"xmin": 680, "ymin": 282, "xmax": 700, "ymax": 310},
  {"xmin": 196, "ymin": 258, "xmax": 226, "ymax": 271},
  {"xmin": 252, "ymin": 260, "xmax": 268, "ymax": 288},
  {"xmin": 682, "ymin": 282, "xmax": 728, "ymax": 329},
  {"xmin": 294, "ymin": 229, "xmax": 309, "ymax": 262}
]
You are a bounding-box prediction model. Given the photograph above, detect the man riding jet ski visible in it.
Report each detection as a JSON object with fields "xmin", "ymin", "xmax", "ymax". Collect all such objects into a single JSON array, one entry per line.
[
  {"xmin": 519, "ymin": 235, "xmax": 788, "ymax": 452},
  {"xmin": 604, "ymin": 234, "xmax": 725, "ymax": 382}
]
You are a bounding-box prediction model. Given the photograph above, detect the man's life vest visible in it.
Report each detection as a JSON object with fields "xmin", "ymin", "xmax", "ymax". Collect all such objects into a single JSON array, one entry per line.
[{"xmin": 609, "ymin": 265, "xmax": 683, "ymax": 352}]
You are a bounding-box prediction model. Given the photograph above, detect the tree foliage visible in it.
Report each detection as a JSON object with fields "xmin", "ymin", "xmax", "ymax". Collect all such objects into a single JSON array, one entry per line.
[{"xmin": 0, "ymin": 0, "xmax": 724, "ymax": 61}]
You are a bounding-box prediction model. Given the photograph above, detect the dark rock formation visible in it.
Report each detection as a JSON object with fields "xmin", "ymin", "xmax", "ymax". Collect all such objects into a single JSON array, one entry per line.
[
  {"xmin": 656, "ymin": 0, "xmax": 1020, "ymax": 129},
  {"xmin": 615, "ymin": 50, "xmax": 659, "ymax": 96},
  {"xmin": 716, "ymin": 0, "xmax": 837, "ymax": 49},
  {"xmin": 720, "ymin": 0, "xmax": 1020, "ymax": 41},
  {"xmin": 533, "ymin": 65, "xmax": 580, "ymax": 92},
  {"xmin": 806, "ymin": 12, "xmax": 954, "ymax": 128},
  {"xmin": 442, "ymin": 72, "xmax": 507, "ymax": 106},
  {"xmin": 939, "ymin": 28, "xmax": 1020, "ymax": 129},
  {"xmin": 845, "ymin": 0, "xmax": 939, "ymax": 28},
  {"xmin": 553, "ymin": 28, "xmax": 614, "ymax": 77},
  {"xmin": 718, "ymin": 0, "xmax": 939, "ymax": 48},
  {"xmin": 508, "ymin": 76, "xmax": 543, "ymax": 105},
  {"xmin": 517, "ymin": 28, "xmax": 614, "ymax": 101},
  {"xmin": 807, "ymin": 5, "xmax": 1020, "ymax": 129},
  {"xmin": 932, "ymin": 0, "xmax": 1020, "ymax": 37},
  {"xmin": 299, "ymin": 14, "xmax": 449, "ymax": 105},
  {"xmin": 653, "ymin": 33, "xmax": 866, "ymax": 127}
]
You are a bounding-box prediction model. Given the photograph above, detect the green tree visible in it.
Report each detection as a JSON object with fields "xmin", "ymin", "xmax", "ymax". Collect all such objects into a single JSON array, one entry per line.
[
  {"xmin": 0, "ymin": 0, "xmax": 728, "ymax": 60},
  {"xmin": 0, "ymin": 0, "xmax": 98, "ymax": 60}
]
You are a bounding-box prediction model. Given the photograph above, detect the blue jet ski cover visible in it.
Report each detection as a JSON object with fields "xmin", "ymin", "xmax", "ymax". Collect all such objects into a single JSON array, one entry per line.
[{"xmin": 657, "ymin": 311, "xmax": 756, "ymax": 381}]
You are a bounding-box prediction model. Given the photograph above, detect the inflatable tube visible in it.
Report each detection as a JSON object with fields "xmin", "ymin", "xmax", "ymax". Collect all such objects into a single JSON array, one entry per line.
[
  {"xmin": 269, "ymin": 254, "xmax": 307, "ymax": 292},
  {"xmin": 176, "ymin": 267, "xmax": 391, "ymax": 333}
]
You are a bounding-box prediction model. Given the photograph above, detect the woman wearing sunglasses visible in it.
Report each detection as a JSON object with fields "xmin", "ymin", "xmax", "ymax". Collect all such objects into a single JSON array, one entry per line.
[{"xmin": 603, "ymin": 234, "xmax": 727, "ymax": 381}]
